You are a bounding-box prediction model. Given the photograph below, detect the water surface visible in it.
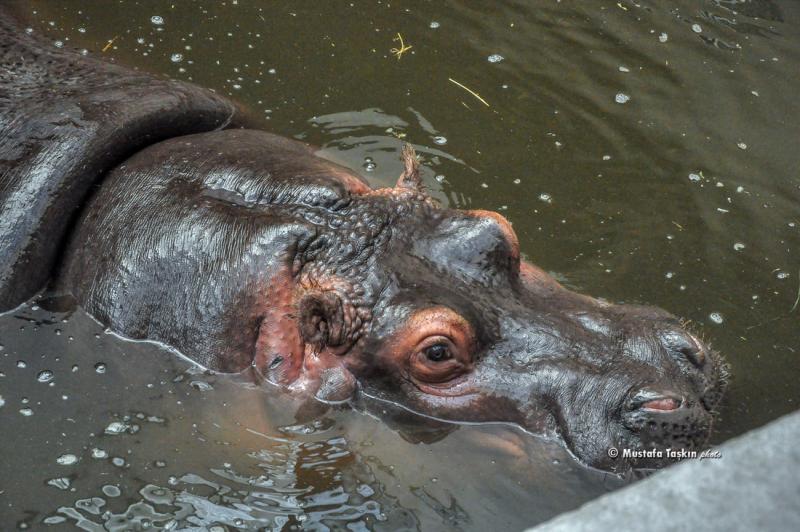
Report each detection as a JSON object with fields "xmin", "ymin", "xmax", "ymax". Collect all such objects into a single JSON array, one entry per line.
[{"xmin": 2, "ymin": 0, "xmax": 799, "ymax": 529}]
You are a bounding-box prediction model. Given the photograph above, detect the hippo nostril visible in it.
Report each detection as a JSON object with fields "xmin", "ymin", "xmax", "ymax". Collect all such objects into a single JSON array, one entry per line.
[
  {"xmin": 660, "ymin": 330, "xmax": 705, "ymax": 368},
  {"xmin": 628, "ymin": 388, "xmax": 684, "ymax": 413},
  {"xmin": 678, "ymin": 344, "xmax": 705, "ymax": 367}
]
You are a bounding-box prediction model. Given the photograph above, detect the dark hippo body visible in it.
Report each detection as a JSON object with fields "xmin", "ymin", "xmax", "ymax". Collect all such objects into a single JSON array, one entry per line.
[{"xmin": 0, "ymin": 7, "xmax": 727, "ymax": 471}]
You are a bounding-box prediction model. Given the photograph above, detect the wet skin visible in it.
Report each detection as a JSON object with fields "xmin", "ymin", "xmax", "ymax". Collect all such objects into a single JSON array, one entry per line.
[{"xmin": 0, "ymin": 6, "xmax": 727, "ymax": 471}]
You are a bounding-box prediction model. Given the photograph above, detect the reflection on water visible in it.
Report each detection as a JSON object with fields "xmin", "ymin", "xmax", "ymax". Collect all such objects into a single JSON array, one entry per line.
[
  {"xmin": 0, "ymin": 305, "xmax": 620, "ymax": 530},
  {"xmin": 3, "ymin": 0, "xmax": 800, "ymax": 529}
]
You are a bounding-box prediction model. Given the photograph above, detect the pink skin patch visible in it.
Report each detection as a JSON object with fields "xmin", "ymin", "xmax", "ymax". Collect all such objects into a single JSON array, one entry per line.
[{"xmin": 641, "ymin": 397, "xmax": 682, "ymax": 411}]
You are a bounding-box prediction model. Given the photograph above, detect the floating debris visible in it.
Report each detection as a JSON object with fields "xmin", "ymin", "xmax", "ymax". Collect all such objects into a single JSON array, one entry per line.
[
  {"xmin": 709, "ymin": 312, "xmax": 724, "ymax": 324},
  {"xmin": 615, "ymin": 93, "xmax": 630, "ymax": 104},
  {"xmin": 150, "ymin": 15, "xmax": 164, "ymax": 26},
  {"xmin": 390, "ymin": 33, "xmax": 412, "ymax": 60},
  {"xmin": 37, "ymin": 370, "xmax": 54, "ymax": 383},
  {"xmin": 448, "ymin": 78, "xmax": 490, "ymax": 107},
  {"xmin": 488, "ymin": 54, "xmax": 504, "ymax": 63},
  {"xmin": 102, "ymin": 36, "xmax": 119, "ymax": 53}
]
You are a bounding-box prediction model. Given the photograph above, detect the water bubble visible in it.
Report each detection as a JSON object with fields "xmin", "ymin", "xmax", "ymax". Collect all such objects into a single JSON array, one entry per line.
[
  {"xmin": 357, "ymin": 484, "xmax": 375, "ymax": 497},
  {"xmin": 47, "ymin": 477, "xmax": 71, "ymax": 490},
  {"xmin": 102, "ymin": 485, "xmax": 121, "ymax": 497},
  {"xmin": 72, "ymin": 364, "xmax": 79, "ymax": 372},
  {"xmin": 362, "ymin": 157, "xmax": 376, "ymax": 172},
  {"xmin": 487, "ymin": 54, "xmax": 504, "ymax": 63},
  {"xmin": 776, "ymin": 271, "xmax": 789, "ymax": 280},
  {"xmin": 190, "ymin": 380, "xmax": 213, "ymax": 391},
  {"xmin": 433, "ymin": 135, "xmax": 448, "ymax": 145},
  {"xmin": 658, "ymin": 32, "xmax": 668, "ymax": 43},
  {"xmin": 105, "ymin": 421, "xmax": 129, "ymax": 435},
  {"xmin": 17, "ymin": 360, "xmax": 27, "ymax": 369},
  {"xmin": 0, "ymin": 395, "xmax": 4, "ymax": 408},
  {"xmin": 92, "ymin": 448, "xmax": 109, "ymax": 459},
  {"xmin": 56, "ymin": 454, "xmax": 78, "ymax": 465},
  {"xmin": 53, "ymin": 40, "xmax": 64, "ymax": 48},
  {"xmin": 688, "ymin": 172, "xmax": 702, "ymax": 182},
  {"xmin": 709, "ymin": 312, "xmax": 724, "ymax": 324},
  {"xmin": 78, "ymin": 27, "xmax": 86, "ymax": 33},
  {"xmin": 94, "ymin": 362, "xmax": 107, "ymax": 374},
  {"xmin": 733, "ymin": 242, "xmax": 746, "ymax": 251},
  {"xmin": 615, "ymin": 93, "xmax": 630, "ymax": 104},
  {"xmin": 737, "ymin": 142, "xmax": 747, "ymax": 150},
  {"xmin": 429, "ymin": 21, "xmax": 440, "ymax": 29},
  {"xmin": 618, "ymin": 65, "xmax": 630, "ymax": 73},
  {"xmin": 513, "ymin": 178, "xmax": 521, "ymax": 184},
  {"xmin": 435, "ymin": 174, "xmax": 445, "ymax": 183},
  {"xmin": 603, "ymin": 155, "xmax": 612, "ymax": 161},
  {"xmin": 692, "ymin": 23, "xmax": 703, "ymax": 33},
  {"xmin": 538, "ymin": 193, "xmax": 552, "ymax": 203},
  {"xmin": 19, "ymin": 408, "xmax": 33, "ymax": 416},
  {"xmin": 665, "ymin": 272, "xmax": 674, "ymax": 279},
  {"xmin": 111, "ymin": 457, "xmax": 126, "ymax": 467},
  {"xmin": 150, "ymin": 15, "xmax": 164, "ymax": 25},
  {"xmin": 37, "ymin": 370, "xmax": 54, "ymax": 383},
  {"xmin": 170, "ymin": 53, "xmax": 183, "ymax": 63}
]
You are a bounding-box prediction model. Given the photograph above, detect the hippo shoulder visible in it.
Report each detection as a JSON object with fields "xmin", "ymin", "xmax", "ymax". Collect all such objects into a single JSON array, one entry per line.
[{"xmin": 0, "ymin": 9, "xmax": 250, "ymax": 312}]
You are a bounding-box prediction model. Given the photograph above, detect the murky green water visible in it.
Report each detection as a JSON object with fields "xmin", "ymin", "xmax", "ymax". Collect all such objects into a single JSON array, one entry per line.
[{"xmin": 2, "ymin": 0, "xmax": 799, "ymax": 529}]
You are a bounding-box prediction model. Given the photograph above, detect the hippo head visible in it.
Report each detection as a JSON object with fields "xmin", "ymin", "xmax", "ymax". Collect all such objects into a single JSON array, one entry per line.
[{"xmin": 254, "ymin": 147, "xmax": 728, "ymax": 471}]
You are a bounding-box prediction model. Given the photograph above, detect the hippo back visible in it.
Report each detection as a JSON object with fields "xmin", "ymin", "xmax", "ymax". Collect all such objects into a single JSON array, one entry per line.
[{"xmin": 0, "ymin": 6, "xmax": 249, "ymax": 311}]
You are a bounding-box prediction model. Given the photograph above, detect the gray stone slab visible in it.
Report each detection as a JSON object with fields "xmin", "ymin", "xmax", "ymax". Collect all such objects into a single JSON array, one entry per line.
[{"xmin": 530, "ymin": 410, "xmax": 800, "ymax": 532}]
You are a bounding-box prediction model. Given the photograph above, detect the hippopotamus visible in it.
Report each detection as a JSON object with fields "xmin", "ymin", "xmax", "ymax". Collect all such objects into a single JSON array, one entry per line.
[{"xmin": 0, "ymin": 7, "xmax": 727, "ymax": 471}]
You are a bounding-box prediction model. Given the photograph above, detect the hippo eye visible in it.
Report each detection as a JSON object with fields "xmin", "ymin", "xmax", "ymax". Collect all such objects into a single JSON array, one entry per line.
[
  {"xmin": 409, "ymin": 336, "xmax": 468, "ymax": 384},
  {"xmin": 424, "ymin": 343, "xmax": 452, "ymax": 363}
]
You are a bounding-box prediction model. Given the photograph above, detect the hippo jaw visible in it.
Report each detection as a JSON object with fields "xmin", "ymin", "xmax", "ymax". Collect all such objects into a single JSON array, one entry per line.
[{"xmin": 253, "ymin": 150, "xmax": 728, "ymax": 472}]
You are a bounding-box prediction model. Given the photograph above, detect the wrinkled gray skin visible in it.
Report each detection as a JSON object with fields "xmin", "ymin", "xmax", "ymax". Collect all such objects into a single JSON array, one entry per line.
[{"xmin": 0, "ymin": 7, "xmax": 727, "ymax": 472}]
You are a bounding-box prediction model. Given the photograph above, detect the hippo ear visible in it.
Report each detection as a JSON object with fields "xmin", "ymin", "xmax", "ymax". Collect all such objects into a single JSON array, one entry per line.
[
  {"xmin": 298, "ymin": 290, "xmax": 352, "ymax": 353},
  {"xmin": 395, "ymin": 143, "xmax": 424, "ymax": 192}
]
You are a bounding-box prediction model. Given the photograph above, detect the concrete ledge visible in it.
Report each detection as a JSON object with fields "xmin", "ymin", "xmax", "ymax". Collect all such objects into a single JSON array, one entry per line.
[{"xmin": 530, "ymin": 410, "xmax": 800, "ymax": 532}]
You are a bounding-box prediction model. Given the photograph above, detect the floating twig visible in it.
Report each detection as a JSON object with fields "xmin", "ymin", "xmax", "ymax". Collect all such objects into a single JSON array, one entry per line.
[
  {"xmin": 448, "ymin": 77, "xmax": 490, "ymax": 107},
  {"xmin": 102, "ymin": 35, "xmax": 119, "ymax": 53},
  {"xmin": 391, "ymin": 33, "xmax": 412, "ymax": 60}
]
